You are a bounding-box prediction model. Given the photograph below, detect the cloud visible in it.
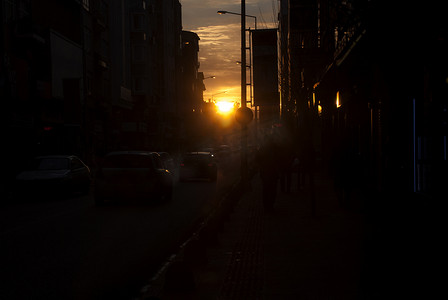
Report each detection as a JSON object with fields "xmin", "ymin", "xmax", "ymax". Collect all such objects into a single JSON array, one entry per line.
[
  {"xmin": 180, "ymin": 0, "xmax": 280, "ymax": 103},
  {"xmin": 191, "ymin": 23, "xmax": 242, "ymax": 101}
]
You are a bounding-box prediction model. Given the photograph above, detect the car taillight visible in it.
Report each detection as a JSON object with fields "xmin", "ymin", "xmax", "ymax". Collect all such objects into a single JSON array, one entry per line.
[{"xmin": 180, "ymin": 163, "xmax": 185, "ymax": 167}]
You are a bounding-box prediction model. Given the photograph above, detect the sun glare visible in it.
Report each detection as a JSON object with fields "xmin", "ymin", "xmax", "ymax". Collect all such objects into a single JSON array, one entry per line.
[{"xmin": 216, "ymin": 101, "xmax": 234, "ymax": 114}]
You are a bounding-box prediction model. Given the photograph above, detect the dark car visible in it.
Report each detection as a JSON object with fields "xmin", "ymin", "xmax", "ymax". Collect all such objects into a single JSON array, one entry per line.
[
  {"xmin": 179, "ymin": 151, "xmax": 218, "ymax": 182},
  {"xmin": 94, "ymin": 151, "xmax": 173, "ymax": 205},
  {"xmin": 14, "ymin": 155, "xmax": 92, "ymax": 198},
  {"xmin": 200, "ymin": 147, "xmax": 215, "ymax": 156},
  {"xmin": 157, "ymin": 152, "xmax": 176, "ymax": 175}
]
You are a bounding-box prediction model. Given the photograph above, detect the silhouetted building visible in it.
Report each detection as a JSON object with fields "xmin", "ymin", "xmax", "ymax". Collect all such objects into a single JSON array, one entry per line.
[
  {"xmin": 150, "ymin": 0, "xmax": 183, "ymax": 151},
  {"xmin": 116, "ymin": 0, "xmax": 182, "ymax": 152},
  {"xmin": 277, "ymin": 0, "xmax": 330, "ymax": 161},
  {"xmin": 1, "ymin": 0, "xmax": 197, "ymax": 182},
  {"xmin": 1, "ymin": 0, "xmax": 85, "ymax": 174},
  {"xmin": 278, "ymin": 0, "xmax": 448, "ymax": 197},
  {"xmin": 180, "ymin": 30, "xmax": 202, "ymax": 148},
  {"xmin": 181, "ymin": 30, "xmax": 201, "ymax": 114},
  {"xmin": 84, "ymin": 0, "xmax": 113, "ymax": 159},
  {"xmin": 252, "ymin": 29, "xmax": 280, "ymax": 129},
  {"xmin": 278, "ymin": 0, "xmax": 289, "ymax": 123}
]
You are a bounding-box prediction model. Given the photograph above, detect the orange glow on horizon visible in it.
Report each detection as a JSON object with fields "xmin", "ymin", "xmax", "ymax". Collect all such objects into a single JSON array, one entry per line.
[
  {"xmin": 205, "ymin": 86, "xmax": 240, "ymax": 106},
  {"xmin": 181, "ymin": 2, "xmax": 280, "ymax": 113},
  {"xmin": 215, "ymin": 100, "xmax": 235, "ymax": 115}
]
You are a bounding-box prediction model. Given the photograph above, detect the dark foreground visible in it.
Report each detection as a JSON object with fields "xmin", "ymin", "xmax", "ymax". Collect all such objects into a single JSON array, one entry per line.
[{"xmin": 139, "ymin": 165, "xmax": 443, "ymax": 300}]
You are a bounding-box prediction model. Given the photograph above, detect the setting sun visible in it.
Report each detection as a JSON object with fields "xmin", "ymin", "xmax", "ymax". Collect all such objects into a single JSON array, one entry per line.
[{"xmin": 215, "ymin": 101, "xmax": 234, "ymax": 114}]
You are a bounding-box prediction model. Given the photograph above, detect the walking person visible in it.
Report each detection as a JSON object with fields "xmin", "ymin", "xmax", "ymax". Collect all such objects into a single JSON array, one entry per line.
[
  {"xmin": 256, "ymin": 134, "xmax": 280, "ymax": 212},
  {"xmin": 279, "ymin": 137, "xmax": 295, "ymax": 194},
  {"xmin": 301, "ymin": 142, "xmax": 317, "ymax": 216}
]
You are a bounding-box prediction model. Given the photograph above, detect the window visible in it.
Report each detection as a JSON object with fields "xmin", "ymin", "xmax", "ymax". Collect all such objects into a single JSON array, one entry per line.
[
  {"xmin": 132, "ymin": 13, "xmax": 146, "ymax": 30},
  {"xmin": 71, "ymin": 158, "xmax": 84, "ymax": 170},
  {"xmin": 36, "ymin": 158, "xmax": 69, "ymax": 170},
  {"xmin": 133, "ymin": 78, "xmax": 146, "ymax": 92},
  {"xmin": 152, "ymin": 155, "xmax": 164, "ymax": 169},
  {"xmin": 131, "ymin": 32, "xmax": 147, "ymax": 42},
  {"xmin": 3, "ymin": 0, "xmax": 16, "ymax": 21},
  {"xmin": 132, "ymin": 45, "xmax": 147, "ymax": 61}
]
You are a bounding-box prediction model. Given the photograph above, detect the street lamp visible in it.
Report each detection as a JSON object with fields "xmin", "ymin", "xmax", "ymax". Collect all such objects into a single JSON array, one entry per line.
[
  {"xmin": 202, "ymin": 75, "xmax": 216, "ymax": 103},
  {"xmin": 218, "ymin": 11, "xmax": 256, "ymax": 108},
  {"xmin": 217, "ymin": 8, "xmax": 256, "ymax": 108},
  {"xmin": 236, "ymin": 61, "xmax": 250, "ymax": 68},
  {"xmin": 217, "ymin": 10, "xmax": 257, "ymax": 29},
  {"xmin": 211, "ymin": 90, "xmax": 227, "ymax": 102},
  {"xmin": 217, "ymin": 2, "xmax": 254, "ymax": 183}
]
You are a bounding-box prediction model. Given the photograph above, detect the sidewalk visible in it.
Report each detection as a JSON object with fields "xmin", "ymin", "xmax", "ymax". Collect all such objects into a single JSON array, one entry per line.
[{"xmin": 138, "ymin": 165, "xmax": 438, "ymax": 299}]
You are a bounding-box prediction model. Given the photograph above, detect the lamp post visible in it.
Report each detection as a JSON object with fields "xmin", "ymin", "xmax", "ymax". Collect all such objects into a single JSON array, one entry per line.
[
  {"xmin": 211, "ymin": 91, "xmax": 227, "ymax": 102},
  {"xmin": 203, "ymin": 76, "xmax": 216, "ymax": 103},
  {"xmin": 217, "ymin": 10, "xmax": 257, "ymax": 29},
  {"xmin": 217, "ymin": 9, "xmax": 257, "ymax": 108},
  {"xmin": 217, "ymin": 2, "xmax": 254, "ymax": 183}
]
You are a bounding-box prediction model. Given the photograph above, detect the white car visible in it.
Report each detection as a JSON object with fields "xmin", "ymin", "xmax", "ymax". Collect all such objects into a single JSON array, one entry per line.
[
  {"xmin": 14, "ymin": 155, "xmax": 92, "ymax": 198},
  {"xmin": 179, "ymin": 152, "xmax": 218, "ymax": 182},
  {"xmin": 94, "ymin": 151, "xmax": 173, "ymax": 205}
]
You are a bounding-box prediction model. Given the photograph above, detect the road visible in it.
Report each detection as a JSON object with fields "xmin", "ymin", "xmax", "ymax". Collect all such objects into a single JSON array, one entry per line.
[{"xmin": 0, "ymin": 154, "xmax": 239, "ymax": 300}]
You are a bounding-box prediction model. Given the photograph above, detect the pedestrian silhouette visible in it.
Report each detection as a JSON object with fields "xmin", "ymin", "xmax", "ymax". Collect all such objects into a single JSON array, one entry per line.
[
  {"xmin": 278, "ymin": 136, "xmax": 295, "ymax": 194},
  {"xmin": 256, "ymin": 134, "xmax": 280, "ymax": 212},
  {"xmin": 300, "ymin": 141, "xmax": 317, "ymax": 216}
]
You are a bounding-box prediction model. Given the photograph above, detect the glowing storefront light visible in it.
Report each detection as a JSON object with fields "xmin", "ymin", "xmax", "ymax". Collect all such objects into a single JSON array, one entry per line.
[{"xmin": 336, "ymin": 91, "xmax": 341, "ymax": 108}]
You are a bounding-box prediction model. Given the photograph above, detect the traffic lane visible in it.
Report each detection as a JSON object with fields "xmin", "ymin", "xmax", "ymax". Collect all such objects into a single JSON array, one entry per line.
[
  {"xmin": 0, "ymin": 193, "xmax": 94, "ymax": 236},
  {"xmin": 0, "ymin": 179, "xmax": 220, "ymax": 300},
  {"xmin": 71, "ymin": 183, "xmax": 221, "ymax": 300}
]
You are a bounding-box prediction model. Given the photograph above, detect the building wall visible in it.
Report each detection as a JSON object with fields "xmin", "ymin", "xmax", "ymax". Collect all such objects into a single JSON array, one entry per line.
[
  {"xmin": 252, "ymin": 29, "xmax": 280, "ymax": 128},
  {"xmin": 312, "ymin": 1, "xmax": 448, "ymax": 197},
  {"xmin": 180, "ymin": 30, "xmax": 201, "ymax": 149},
  {"xmin": 2, "ymin": 0, "xmax": 197, "ymax": 177}
]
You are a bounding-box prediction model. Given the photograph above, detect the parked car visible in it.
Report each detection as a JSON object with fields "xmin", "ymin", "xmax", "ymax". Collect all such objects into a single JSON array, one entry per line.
[
  {"xmin": 94, "ymin": 151, "xmax": 173, "ymax": 205},
  {"xmin": 14, "ymin": 155, "xmax": 91, "ymax": 198},
  {"xmin": 179, "ymin": 151, "xmax": 218, "ymax": 182},
  {"xmin": 200, "ymin": 147, "xmax": 216, "ymax": 156},
  {"xmin": 157, "ymin": 152, "xmax": 176, "ymax": 175}
]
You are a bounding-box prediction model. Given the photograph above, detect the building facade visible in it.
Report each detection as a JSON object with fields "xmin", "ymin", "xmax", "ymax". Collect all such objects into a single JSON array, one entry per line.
[
  {"xmin": 278, "ymin": 0, "xmax": 447, "ymax": 198},
  {"xmin": 180, "ymin": 30, "xmax": 204, "ymax": 149},
  {"xmin": 1, "ymin": 0, "xmax": 196, "ymax": 184},
  {"xmin": 252, "ymin": 28, "xmax": 280, "ymax": 130}
]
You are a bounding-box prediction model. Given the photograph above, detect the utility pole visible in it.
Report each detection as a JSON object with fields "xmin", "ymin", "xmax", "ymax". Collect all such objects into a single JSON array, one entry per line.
[{"xmin": 240, "ymin": 0, "xmax": 248, "ymax": 182}]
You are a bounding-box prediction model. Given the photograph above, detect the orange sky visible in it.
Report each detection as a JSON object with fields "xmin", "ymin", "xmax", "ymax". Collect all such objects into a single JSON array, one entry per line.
[{"xmin": 181, "ymin": 0, "xmax": 279, "ymax": 106}]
